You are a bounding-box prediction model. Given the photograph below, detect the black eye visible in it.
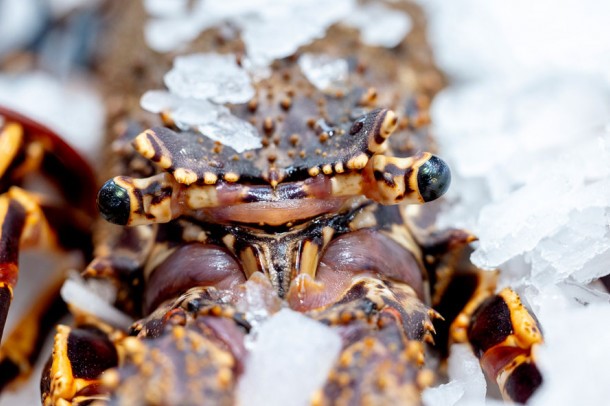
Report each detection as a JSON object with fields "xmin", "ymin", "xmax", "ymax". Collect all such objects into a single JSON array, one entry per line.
[
  {"xmin": 97, "ymin": 179, "xmax": 131, "ymax": 225},
  {"xmin": 417, "ymin": 155, "xmax": 451, "ymax": 202}
]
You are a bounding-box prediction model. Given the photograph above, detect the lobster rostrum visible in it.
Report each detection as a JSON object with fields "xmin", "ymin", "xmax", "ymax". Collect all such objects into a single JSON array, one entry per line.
[{"xmin": 0, "ymin": 2, "xmax": 544, "ymax": 405}]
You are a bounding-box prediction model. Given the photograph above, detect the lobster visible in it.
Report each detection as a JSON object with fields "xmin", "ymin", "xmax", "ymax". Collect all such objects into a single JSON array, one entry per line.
[{"xmin": 0, "ymin": 1, "xmax": 543, "ymax": 404}]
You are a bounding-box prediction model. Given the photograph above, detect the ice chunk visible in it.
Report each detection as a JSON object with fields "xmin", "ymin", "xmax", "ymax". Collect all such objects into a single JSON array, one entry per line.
[
  {"xmin": 423, "ymin": 344, "xmax": 486, "ymax": 406},
  {"xmin": 344, "ymin": 3, "xmax": 412, "ymax": 48},
  {"xmin": 141, "ymin": 54, "xmax": 262, "ymax": 152},
  {"xmin": 144, "ymin": 0, "xmax": 218, "ymax": 53},
  {"xmin": 164, "ymin": 53, "xmax": 255, "ymax": 104},
  {"xmin": 141, "ymin": 89, "xmax": 190, "ymax": 113},
  {"xmin": 60, "ymin": 272, "xmax": 133, "ymax": 329},
  {"xmin": 0, "ymin": 0, "xmax": 45, "ymax": 56},
  {"xmin": 143, "ymin": 0, "xmax": 189, "ymax": 17},
  {"xmin": 143, "ymin": 0, "xmax": 357, "ymax": 67},
  {"xmin": 422, "ymin": 381, "xmax": 464, "ymax": 406},
  {"xmin": 239, "ymin": 0, "xmax": 354, "ymax": 66},
  {"xmin": 523, "ymin": 281, "xmax": 610, "ymax": 319},
  {"xmin": 141, "ymin": 90, "xmax": 261, "ymax": 152},
  {"xmin": 233, "ymin": 273, "xmax": 282, "ymax": 331},
  {"xmin": 0, "ymin": 72, "xmax": 105, "ymax": 164},
  {"xmin": 471, "ymin": 168, "xmax": 610, "ymax": 281},
  {"xmin": 145, "ymin": 15, "xmax": 207, "ymax": 53},
  {"xmin": 447, "ymin": 344, "xmax": 486, "ymax": 403},
  {"xmin": 432, "ymin": 75, "xmax": 610, "ymax": 284},
  {"xmin": 298, "ymin": 53, "xmax": 348, "ymax": 92},
  {"xmin": 141, "ymin": 90, "xmax": 225, "ymax": 126},
  {"xmin": 528, "ymin": 205, "xmax": 610, "ymax": 285},
  {"xmin": 237, "ymin": 308, "xmax": 342, "ymax": 406},
  {"xmin": 196, "ymin": 111, "xmax": 261, "ymax": 152},
  {"xmin": 420, "ymin": 0, "xmax": 610, "ymax": 82},
  {"xmin": 529, "ymin": 303, "xmax": 610, "ymax": 406}
]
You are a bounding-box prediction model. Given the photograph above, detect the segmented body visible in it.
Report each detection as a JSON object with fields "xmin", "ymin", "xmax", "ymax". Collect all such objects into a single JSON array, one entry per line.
[
  {"xmin": 0, "ymin": 2, "xmax": 543, "ymax": 405},
  {"xmin": 80, "ymin": 17, "xmax": 450, "ymax": 402}
]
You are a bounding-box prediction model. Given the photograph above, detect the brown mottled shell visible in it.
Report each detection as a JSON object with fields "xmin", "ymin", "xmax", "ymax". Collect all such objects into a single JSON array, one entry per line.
[{"xmin": 132, "ymin": 60, "xmax": 402, "ymax": 187}]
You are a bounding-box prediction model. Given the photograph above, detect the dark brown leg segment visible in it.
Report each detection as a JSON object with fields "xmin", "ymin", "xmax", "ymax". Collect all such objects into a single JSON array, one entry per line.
[
  {"xmin": 468, "ymin": 288, "xmax": 543, "ymax": 403},
  {"xmin": 0, "ymin": 274, "xmax": 66, "ymax": 392},
  {"xmin": 42, "ymin": 325, "xmax": 120, "ymax": 405},
  {"xmin": 422, "ymin": 228, "xmax": 544, "ymax": 402},
  {"xmin": 0, "ymin": 198, "xmax": 28, "ymax": 342},
  {"xmin": 0, "ymin": 188, "xmax": 58, "ymax": 344}
]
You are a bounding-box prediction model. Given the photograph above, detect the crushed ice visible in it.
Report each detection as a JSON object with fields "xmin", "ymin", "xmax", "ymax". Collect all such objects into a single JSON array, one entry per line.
[
  {"xmin": 0, "ymin": 72, "xmax": 104, "ymax": 163},
  {"xmin": 195, "ymin": 111, "xmax": 261, "ymax": 152},
  {"xmin": 0, "ymin": 0, "xmax": 45, "ymax": 56},
  {"xmin": 236, "ymin": 308, "xmax": 342, "ymax": 406},
  {"xmin": 344, "ymin": 3, "xmax": 412, "ymax": 48},
  {"xmin": 527, "ymin": 288, "xmax": 610, "ymax": 406},
  {"xmin": 164, "ymin": 53, "xmax": 254, "ymax": 104},
  {"xmin": 420, "ymin": 0, "xmax": 610, "ymax": 404},
  {"xmin": 422, "ymin": 344, "xmax": 486, "ymax": 406},
  {"xmin": 60, "ymin": 272, "xmax": 133, "ymax": 330},
  {"xmin": 144, "ymin": 0, "xmax": 355, "ymax": 62},
  {"xmin": 141, "ymin": 53, "xmax": 261, "ymax": 152},
  {"xmin": 144, "ymin": 0, "xmax": 411, "ymax": 67},
  {"xmin": 298, "ymin": 53, "xmax": 348, "ymax": 93}
]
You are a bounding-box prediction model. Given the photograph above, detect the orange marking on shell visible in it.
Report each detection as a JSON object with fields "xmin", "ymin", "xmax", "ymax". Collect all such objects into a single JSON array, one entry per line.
[
  {"xmin": 0, "ymin": 263, "xmax": 18, "ymax": 288},
  {"xmin": 223, "ymin": 172, "xmax": 240, "ymax": 183},
  {"xmin": 346, "ymin": 153, "xmax": 368, "ymax": 170},
  {"xmin": 308, "ymin": 167, "xmax": 321, "ymax": 177},
  {"xmin": 0, "ymin": 122, "xmax": 24, "ymax": 178}
]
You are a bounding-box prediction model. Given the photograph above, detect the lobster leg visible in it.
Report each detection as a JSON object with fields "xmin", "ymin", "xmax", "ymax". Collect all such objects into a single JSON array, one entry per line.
[
  {"xmin": 41, "ymin": 282, "xmax": 249, "ymax": 405},
  {"xmin": 305, "ymin": 276, "xmax": 438, "ymax": 405},
  {"xmin": 95, "ymin": 283, "xmax": 250, "ymax": 405},
  {"xmin": 467, "ymin": 288, "xmax": 543, "ymax": 403},
  {"xmin": 424, "ymin": 232, "xmax": 544, "ymax": 403},
  {"xmin": 0, "ymin": 121, "xmax": 24, "ymax": 179},
  {"xmin": 314, "ymin": 310, "xmax": 434, "ymax": 406},
  {"xmin": 101, "ymin": 322, "xmax": 238, "ymax": 406},
  {"xmin": 0, "ymin": 107, "xmax": 98, "ymax": 215},
  {"xmin": 306, "ymin": 276, "xmax": 437, "ymax": 343},
  {"xmin": 42, "ymin": 324, "xmax": 120, "ymax": 406},
  {"xmin": 0, "ymin": 187, "xmax": 58, "ymax": 343},
  {"xmin": 0, "ymin": 273, "xmax": 66, "ymax": 392},
  {"xmin": 81, "ymin": 224, "xmax": 157, "ymax": 318}
]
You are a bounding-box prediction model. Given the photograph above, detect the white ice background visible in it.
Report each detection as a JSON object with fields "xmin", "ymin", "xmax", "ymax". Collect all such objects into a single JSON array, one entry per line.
[{"xmin": 420, "ymin": 0, "xmax": 610, "ymax": 404}]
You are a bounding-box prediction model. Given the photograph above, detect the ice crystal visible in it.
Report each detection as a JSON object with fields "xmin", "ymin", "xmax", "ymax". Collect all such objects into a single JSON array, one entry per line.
[{"xmin": 298, "ymin": 53, "xmax": 348, "ymax": 92}]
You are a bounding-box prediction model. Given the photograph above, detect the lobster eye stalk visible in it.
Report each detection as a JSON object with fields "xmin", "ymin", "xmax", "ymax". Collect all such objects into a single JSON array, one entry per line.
[
  {"xmin": 358, "ymin": 152, "xmax": 451, "ymax": 205},
  {"xmin": 97, "ymin": 179, "xmax": 131, "ymax": 226},
  {"xmin": 95, "ymin": 153, "xmax": 451, "ymax": 227},
  {"xmin": 417, "ymin": 155, "xmax": 451, "ymax": 202}
]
